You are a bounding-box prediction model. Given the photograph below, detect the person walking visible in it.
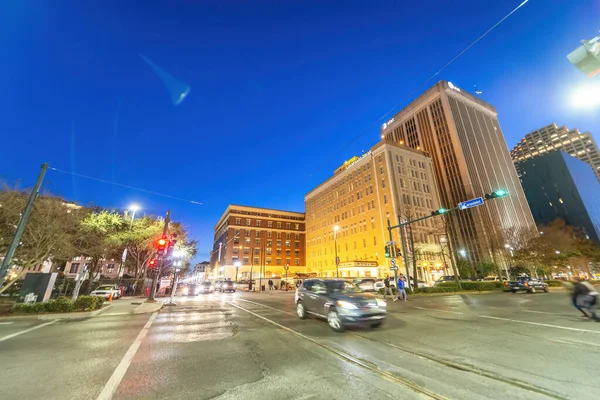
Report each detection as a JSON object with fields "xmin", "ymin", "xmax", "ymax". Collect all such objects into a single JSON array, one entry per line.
[
  {"xmin": 383, "ymin": 276, "xmax": 396, "ymax": 302},
  {"xmin": 572, "ymin": 279, "xmax": 599, "ymax": 320},
  {"xmin": 268, "ymin": 279, "xmax": 273, "ymax": 290},
  {"xmin": 397, "ymin": 276, "xmax": 407, "ymax": 301}
]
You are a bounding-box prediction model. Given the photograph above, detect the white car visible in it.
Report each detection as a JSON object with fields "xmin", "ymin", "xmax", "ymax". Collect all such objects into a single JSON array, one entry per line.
[{"xmin": 90, "ymin": 285, "xmax": 120, "ymax": 299}]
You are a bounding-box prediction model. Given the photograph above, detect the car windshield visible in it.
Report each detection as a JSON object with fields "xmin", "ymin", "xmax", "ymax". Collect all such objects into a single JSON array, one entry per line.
[
  {"xmin": 325, "ymin": 281, "xmax": 363, "ymax": 293},
  {"xmin": 200, "ymin": 282, "xmax": 211, "ymax": 287},
  {"xmin": 96, "ymin": 286, "xmax": 114, "ymax": 291}
]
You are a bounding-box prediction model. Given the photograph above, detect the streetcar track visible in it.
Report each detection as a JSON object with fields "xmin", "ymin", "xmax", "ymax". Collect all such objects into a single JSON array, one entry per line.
[
  {"xmin": 227, "ymin": 300, "xmax": 445, "ymax": 399},
  {"xmin": 231, "ymin": 298, "xmax": 567, "ymax": 400}
]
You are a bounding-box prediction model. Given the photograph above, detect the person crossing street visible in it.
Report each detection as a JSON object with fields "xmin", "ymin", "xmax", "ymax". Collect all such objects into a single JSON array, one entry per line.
[
  {"xmin": 397, "ymin": 276, "xmax": 407, "ymax": 301},
  {"xmin": 383, "ymin": 276, "xmax": 396, "ymax": 302}
]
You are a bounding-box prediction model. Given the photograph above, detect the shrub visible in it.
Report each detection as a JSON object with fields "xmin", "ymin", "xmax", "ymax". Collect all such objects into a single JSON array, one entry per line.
[
  {"xmin": 73, "ymin": 295, "xmax": 101, "ymax": 311},
  {"xmin": 44, "ymin": 297, "xmax": 75, "ymax": 312},
  {"xmin": 377, "ymin": 287, "xmax": 398, "ymax": 295}
]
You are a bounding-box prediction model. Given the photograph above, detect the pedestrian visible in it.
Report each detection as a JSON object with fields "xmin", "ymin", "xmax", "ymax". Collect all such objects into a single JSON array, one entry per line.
[
  {"xmin": 383, "ymin": 276, "xmax": 396, "ymax": 302},
  {"xmin": 268, "ymin": 279, "xmax": 273, "ymax": 290},
  {"xmin": 571, "ymin": 279, "xmax": 600, "ymax": 320},
  {"xmin": 281, "ymin": 281, "xmax": 285, "ymax": 289},
  {"xmin": 397, "ymin": 276, "xmax": 407, "ymax": 301}
]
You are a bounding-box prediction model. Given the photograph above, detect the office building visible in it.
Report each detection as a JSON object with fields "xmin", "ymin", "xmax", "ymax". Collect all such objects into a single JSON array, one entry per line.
[
  {"xmin": 380, "ymin": 81, "xmax": 536, "ymax": 266},
  {"xmin": 519, "ymin": 151, "xmax": 600, "ymax": 245},
  {"xmin": 210, "ymin": 205, "xmax": 306, "ymax": 281},
  {"xmin": 305, "ymin": 141, "xmax": 448, "ymax": 283},
  {"xmin": 511, "ymin": 123, "xmax": 600, "ymax": 182}
]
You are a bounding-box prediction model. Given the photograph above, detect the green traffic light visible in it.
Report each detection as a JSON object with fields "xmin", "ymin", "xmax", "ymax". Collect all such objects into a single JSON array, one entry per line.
[
  {"xmin": 495, "ymin": 189, "xmax": 507, "ymax": 197},
  {"xmin": 439, "ymin": 208, "xmax": 447, "ymax": 214}
]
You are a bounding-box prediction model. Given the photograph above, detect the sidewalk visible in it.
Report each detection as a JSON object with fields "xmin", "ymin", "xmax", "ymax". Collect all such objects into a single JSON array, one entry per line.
[{"xmin": 100, "ymin": 297, "xmax": 163, "ymax": 316}]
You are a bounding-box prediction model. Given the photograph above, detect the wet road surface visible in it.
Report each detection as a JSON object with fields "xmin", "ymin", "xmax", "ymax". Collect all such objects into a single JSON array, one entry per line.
[{"xmin": 0, "ymin": 290, "xmax": 598, "ymax": 399}]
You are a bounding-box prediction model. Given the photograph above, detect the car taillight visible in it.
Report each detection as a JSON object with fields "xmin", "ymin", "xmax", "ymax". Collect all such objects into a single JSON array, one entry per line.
[
  {"xmin": 504, "ymin": 282, "xmax": 508, "ymax": 286},
  {"xmin": 524, "ymin": 282, "xmax": 529, "ymax": 287}
]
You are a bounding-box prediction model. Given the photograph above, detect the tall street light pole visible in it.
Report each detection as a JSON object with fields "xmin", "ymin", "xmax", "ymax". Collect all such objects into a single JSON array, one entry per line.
[
  {"xmin": 119, "ymin": 204, "xmax": 140, "ymax": 285},
  {"xmin": 334, "ymin": 225, "xmax": 340, "ymax": 278}
]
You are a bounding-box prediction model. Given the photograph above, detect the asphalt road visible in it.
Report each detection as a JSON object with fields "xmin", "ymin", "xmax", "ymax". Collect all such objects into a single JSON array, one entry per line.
[{"xmin": 0, "ymin": 290, "xmax": 598, "ymax": 399}]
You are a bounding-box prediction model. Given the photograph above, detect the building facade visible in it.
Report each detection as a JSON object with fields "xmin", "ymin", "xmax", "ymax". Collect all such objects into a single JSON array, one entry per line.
[
  {"xmin": 380, "ymin": 81, "xmax": 536, "ymax": 267},
  {"xmin": 63, "ymin": 257, "xmax": 124, "ymax": 279},
  {"xmin": 305, "ymin": 141, "xmax": 448, "ymax": 283},
  {"xmin": 210, "ymin": 205, "xmax": 306, "ymax": 281},
  {"xmin": 519, "ymin": 151, "xmax": 600, "ymax": 245},
  {"xmin": 511, "ymin": 123, "xmax": 600, "ymax": 182}
]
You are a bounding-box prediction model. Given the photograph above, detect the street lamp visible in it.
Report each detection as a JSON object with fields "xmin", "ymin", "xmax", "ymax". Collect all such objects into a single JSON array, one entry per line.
[
  {"xmin": 234, "ymin": 261, "xmax": 241, "ymax": 283},
  {"xmin": 128, "ymin": 204, "xmax": 140, "ymax": 229},
  {"xmin": 334, "ymin": 226, "xmax": 340, "ymax": 278}
]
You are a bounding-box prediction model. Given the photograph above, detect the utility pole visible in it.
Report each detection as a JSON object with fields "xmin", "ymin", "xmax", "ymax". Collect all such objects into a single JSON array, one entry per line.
[
  {"xmin": 386, "ymin": 220, "xmax": 399, "ymax": 294},
  {"xmin": 397, "ymin": 216, "xmax": 412, "ymax": 289},
  {"xmin": 249, "ymin": 249, "xmax": 254, "ymax": 291},
  {"xmin": 148, "ymin": 210, "xmax": 170, "ymax": 302},
  {"xmin": 0, "ymin": 163, "xmax": 49, "ymax": 285}
]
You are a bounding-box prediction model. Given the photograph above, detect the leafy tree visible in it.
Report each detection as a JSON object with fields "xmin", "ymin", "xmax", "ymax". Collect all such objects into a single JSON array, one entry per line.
[
  {"xmin": 73, "ymin": 210, "xmax": 124, "ymax": 294},
  {"xmin": 0, "ymin": 188, "xmax": 83, "ymax": 293},
  {"xmin": 477, "ymin": 260, "xmax": 498, "ymax": 277}
]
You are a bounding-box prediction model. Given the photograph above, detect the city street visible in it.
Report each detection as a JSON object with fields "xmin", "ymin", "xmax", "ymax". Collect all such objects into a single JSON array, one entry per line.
[{"xmin": 1, "ymin": 290, "xmax": 599, "ymax": 399}]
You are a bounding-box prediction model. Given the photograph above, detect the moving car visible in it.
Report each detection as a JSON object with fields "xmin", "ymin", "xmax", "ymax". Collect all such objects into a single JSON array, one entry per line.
[
  {"xmin": 506, "ymin": 277, "xmax": 549, "ymax": 293},
  {"xmin": 220, "ymin": 281, "xmax": 237, "ymax": 293},
  {"xmin": 90, "ymin": 284, "xmax": 120, "ymax": 299},
  {"xmin": 295, "ymin": 279, "xmax": 387, "ymax": 332},
  {"xmin": 198, "ymin": 281, "xmax": 214, "ymax": 294},
  {"xmin": 213, "ymin": 280, "xmax": 224, "ymax": 291},
  {"xmin": 183, "ymin": 284, "xmax": 200, "ymax": 296}
]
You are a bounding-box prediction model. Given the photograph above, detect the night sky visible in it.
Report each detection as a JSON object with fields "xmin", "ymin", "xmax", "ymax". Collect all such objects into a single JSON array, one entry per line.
[{"xmin": 1, "ymin": 0, "xmax": 598, "ymax": 262}]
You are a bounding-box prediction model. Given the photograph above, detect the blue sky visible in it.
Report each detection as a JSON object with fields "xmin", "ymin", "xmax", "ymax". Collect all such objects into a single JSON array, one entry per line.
[{"xmin": 1, "ymin": 0, "xmax": 598, "ymax": 261}]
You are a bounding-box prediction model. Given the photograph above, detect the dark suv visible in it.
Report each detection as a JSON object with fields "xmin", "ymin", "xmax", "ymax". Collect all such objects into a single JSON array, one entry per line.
[{"xmin": 295, "ymin": 279, "xmax": 387, "ymax": 332}]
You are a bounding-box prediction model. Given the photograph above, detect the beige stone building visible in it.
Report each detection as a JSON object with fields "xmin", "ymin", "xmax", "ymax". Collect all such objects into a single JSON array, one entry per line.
[{"xmin": 305, "ymin": 141, "xmax": 448, "ymax": 283}]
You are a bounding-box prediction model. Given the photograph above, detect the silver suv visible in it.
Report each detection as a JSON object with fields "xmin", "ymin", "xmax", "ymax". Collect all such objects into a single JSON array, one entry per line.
[{"xmin": 295, "ymin": 279, "xmax": 387, "ymax": 332}]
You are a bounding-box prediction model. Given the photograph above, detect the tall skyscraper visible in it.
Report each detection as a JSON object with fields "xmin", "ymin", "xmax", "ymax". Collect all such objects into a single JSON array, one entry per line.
[
  {"xmin": 380, "ymin": 81, "xmax": 536, "ymax": 266},
  {"xmin": 305, "ymin": 141, "xmax": 447, "ymax": 283},
  {"xmin": 519, "ymin": 151, "xmax": 600, "ymax": 245},
  {"xmin": 510, "ymin": 123, "xmax": 600, "ymax": 182}
]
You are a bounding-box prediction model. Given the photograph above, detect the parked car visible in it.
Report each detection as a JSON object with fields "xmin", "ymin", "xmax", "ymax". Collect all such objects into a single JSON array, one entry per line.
[
  {"xmin": 90, "ymin": 284, "xmax": 120, "ymax": 299},
  {"xmin": 434, "ymin": 275, "xmax": 468, "ymax": 285},
  {"xmin": 295, "ymin": 279, "xmax": 387, "ymax": 332},
  {"xmin": 374, "ymin": 280, "xmax": 385, "ymax": 291},
  {"xmin": 409, "ymin": 278, "xmax": 430, "ymax": 288},
  {"xmin": 506, "ymin": 277, "xmax": 549, "ymax": 293},
  {"xmin": 354, "ymin": 278, "xmax": 377, "ymax": 292},
  {"xmin": 479, "ymin": 276, "xmax": 507, "ymax": 282},
  {"xmin": 213, "ymin": 281, "xmax": 224, "ymax": 291},
  {"xmin": 220, "ymin": 281, "xmax": 237, "ymax": 293}
]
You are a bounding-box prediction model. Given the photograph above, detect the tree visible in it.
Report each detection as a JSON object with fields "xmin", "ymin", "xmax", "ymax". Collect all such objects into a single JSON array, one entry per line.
[
  {"xmin": 477, "ymin": 260, "xmax": 498, "ymax": 277},
  {"xmin": 73, "ymin": 211, "xmax": 124, "ymax": 294},
  {"xmin": 0, "ymin": 188, "xmax": 83, "ymax": 293}
]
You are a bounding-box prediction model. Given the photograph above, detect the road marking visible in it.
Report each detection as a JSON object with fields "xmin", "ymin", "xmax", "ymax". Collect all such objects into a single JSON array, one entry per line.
[
  {"xmin": 413, "ymin": 306, "xmax": 464, "ymax": 315},
  {"xmin": 235, "ymin": 299, "xmax": 296, "ymax": 316},
  {"xmin": 521, "ymin": 309, "xmax": 555, "ymax": 315},
  {"xmin": 0, "ymin": 322, "xmax": 14, "ymax": 325},
  {"xmin": 226, "ymin": 301, "xmax": 445, "ymax": 399},
  {"xmin": 479, "ymin": 315, "xmax": 600, "ymax": 334},
  {"xmin": 0, "ymin": 319, "xmax": 58, "ymax": 342},
  {"xmin": 96, "ymin": 312, "xmax": 158, "ymax": 400},
  {"xmin": 100, "ymin": 312, "xmax": 131, "ymax": 317}
]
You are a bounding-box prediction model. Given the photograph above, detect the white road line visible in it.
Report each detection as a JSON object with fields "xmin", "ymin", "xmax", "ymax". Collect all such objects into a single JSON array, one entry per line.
[
  {"xmin": 0, "ymin": 319, "xmax": 58, "ymax": 342},
  {"xmin": 522, "ymin": 309, "xmax": 554, "ymax": 315},
  {"xmin": 413, "ymin": 306, "xmax": 464, "ymax": 315},
  {"xmin": 235, "ymin": 299, "xmax": 296, "ymax": 316},
  {"xmin": 0, "ymin": 322, "xmax": 14, "ymax": 325},
  {"xmin": 479, "ymin": 315, "xmax": 600, "ymax": 334},
  {"xmin": 96, "ymin": 312, "xmax": 158, "ymax": 400}
]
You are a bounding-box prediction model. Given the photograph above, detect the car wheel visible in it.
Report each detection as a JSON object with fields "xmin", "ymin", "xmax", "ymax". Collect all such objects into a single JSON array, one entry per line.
[
  {"xmin": 296, "ymin": 302, "xmax": 307, "ymax": 319},
  {"xmin": 511, "ymin": 290, "xmax": 517, "ymax": 293},
  {"xmin": 327, "ymin": 310, "xmax": 344, "ymax": 332},
  {"xmin": 529, "ymin": 287, "xmax": 536, "ymax": 294},
  {"xmin": 371, "ymin": 321, "xmax": 383, "ymax": 328},
  {"xmin": 543, "ymin": 287, "xmax": 549, "ymax": 293}
]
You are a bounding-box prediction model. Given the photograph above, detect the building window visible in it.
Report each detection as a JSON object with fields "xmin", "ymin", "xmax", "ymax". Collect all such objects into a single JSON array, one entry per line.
[
  {"xmin": 371, "ymin": 217, "xmax": 375, "ymax": 229},
  {"xmin": 381, "ymin": 179, "xmax": 386, "ymax": 188},
  {"xmin": 267, "ymin": 240, "xmax": 272, "ymax": 247},
  {"xmin": 277, "ymin": 232, "xmax": 282, "ymax": 239},
  {"xmin": 268, "ymin": 231, "xmax": 272, "ymax": 238},
  {"xmin": 246, "ymin": 229, "xmax": 251, "ymax": 236},
  {"xmin": 233, "ymin": 247, "xmax": 239, "ymax": 254},
  {"xmin": 286, "ymin": 249, "xmax": 291, "ymax": 256},
  {"xmin": 235, "ymin": 218, "xmax": 241, "ymax": 224},
  {"xmin": 255, "ymin": 230, "xmax": 261, "ymax": 237},
  {"xmin": 384, "ymin": 194, "xmax": 388, "ymax": 204},
  {"xmin": 255, "ymin": 239, "xmax": 260, "ymax": 246},
  {"xmin": 286, "ymin": 222, "xmax": 291, "ymax": 229},
  {"xmin": 254, "ymin": 248, "xmax": 260, "ymax": 255},
  {"xmin": 373, "ymin": 237, "xmax": 377, "ymax": 245},
  {"xmin": 268, "ymin": 221, "xmax": 273, "ymax": 228},
  {"xmin": 69, "ymin": 263, "xmax": 80, "ymax": 274},
  {"xmin": 245, "ymin": 238, "xmax": 251, "ymax": 245},
  {"xmin": 378, "ymin": 155, "xmax": 382, "ymax": 163},
  {"xmin": 276, "ymin": 258, "xmax": 281, "ymax": 265},
  {"xmin": 266, "ymin": 248, "xmax": 272, "ymax": 255},
  {"xmin": 295, "ymin": 258, "xmax": 300, "ymax": 266},
  {"xmin": 295, "ymin": 224, "xmax": 299, "ymax": 230},
  {"xmin": 277, "ymin": 222, "xmax": 282, "ymax": 228},
  {"xmin": 295, "ymin": 241, "xmax": 300, "ymax": 248},
  {"xmin": 277, "ymin": 240, "xmax": 282, "ymax": 247},
  {"xmin": 253, "ymin": 258, "xmax": 259, "ymax": 265},
  {"xmin": 295, "ymin": 233, "xmax": 300, "ymax": 240},
  {"xmin": 286, "ymin": 232, "xmax": 291, "ymax": 239},
  {"xmin": 243, "ymin": 257, "xmax": 249, "ymax": 265},
  {"xmin": 295, "ymin": 250, "xmax": 300, "ymax": 256},
  {"xmin": 379, "ymin": 166, "xmax": 384, "ymax": 174},
  {"xmin": 244, "ymin": 248, "xmax": 250, "ymax": 254},
  {"xmin": 256, "ymin": 220, "xmax": 261, "ymax": 227},
  {"xmin": 276, "ymin": 249, "xmax": 282, "ymax": 256},
  {"xmin": 246, "ymin": 219, "xmax": 251, "ymax": 226},
  {"xmin": 266, "ymin": 259, "xmax": 272, "ymax": 265}
]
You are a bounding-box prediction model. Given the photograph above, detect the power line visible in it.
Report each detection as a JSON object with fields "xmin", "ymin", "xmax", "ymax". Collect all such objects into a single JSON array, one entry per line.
[
  {"xmin": 295, "ymin": 0, "xmax": 530, "ymax": 188},
  {"xmin": 48, "ymin": 166, "xmax": 203, "ymax": 205}
]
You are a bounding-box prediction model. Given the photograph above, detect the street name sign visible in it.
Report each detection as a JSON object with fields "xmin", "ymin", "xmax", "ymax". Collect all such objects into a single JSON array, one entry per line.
[{"xmin": 459, "ymin": 197, "xmax": 484, "ymax": 210}]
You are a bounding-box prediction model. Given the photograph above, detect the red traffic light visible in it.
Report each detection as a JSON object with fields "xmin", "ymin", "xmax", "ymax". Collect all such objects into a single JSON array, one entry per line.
[
  {"xmin": 156, "ymin": 236, "xmax": 168, "ymax": 255},
  {"xmin": 157, "ymin": 238, "xmax": 167, "ymax": 246},
  {"xmin": 148, "ymin": 259, "xmax": 157, "ymax": 268}
]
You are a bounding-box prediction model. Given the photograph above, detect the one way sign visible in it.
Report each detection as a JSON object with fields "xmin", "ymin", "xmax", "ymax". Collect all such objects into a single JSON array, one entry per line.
[{"xmin": 390, "ymin": 258, "xmax": 398, "ymax": 271}]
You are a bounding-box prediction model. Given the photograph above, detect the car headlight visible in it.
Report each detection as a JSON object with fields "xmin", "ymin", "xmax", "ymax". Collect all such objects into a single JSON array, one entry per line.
[
  {"xmin": 233, "ymin": 283, "xmax": 237, "ymax": 288},
  {"xmin": 376, "ymin": 299, "xmax": 387, "ymax": 307},
  {"xmin": 337, "ymin": 300, "xmax": 358, "ymax": 309},
  {"xmin": 183, "ymin": 288, "xmax": 189, "ymax": 294}
]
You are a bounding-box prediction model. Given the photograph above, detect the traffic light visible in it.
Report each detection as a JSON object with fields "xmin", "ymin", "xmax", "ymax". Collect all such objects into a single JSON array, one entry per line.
[
  {"xmin": 485, "ymin": 189, "xmax": 507, "ymax": 200},
  {"xmin": 567, "ymin": 37, "xmax": 600, "ymax": 78},
  {"xmin": 395, "ymin": 246, "xmax": 402, "ymax": 257},
  {"xmin": 148, "ymin": 259, "xmax": 157, "ymax": 269},
  {"xmin": 167, "ymin": 237, "xmax": 177, "ymax": 256},
  {"xmin": 156, "ymin": 236, "xmax": 168, "ymax": 256},
  {"xmin": 431, "ymin": 208, "xmax": 447, "ymax": 216},
  {"xmin": 384, "ymin": 245, "xmax": 391, "ymax": 258}
]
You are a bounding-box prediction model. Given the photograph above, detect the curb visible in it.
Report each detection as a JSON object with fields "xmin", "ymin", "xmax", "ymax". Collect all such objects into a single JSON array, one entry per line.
[{"xmin": 132, "ymin": 302, "xmax": 164, "ymax": 315}]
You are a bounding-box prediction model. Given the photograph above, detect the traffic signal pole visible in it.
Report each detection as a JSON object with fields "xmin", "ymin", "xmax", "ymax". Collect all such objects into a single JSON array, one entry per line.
[
  {"xmin": 386, "ymin": 220, "xmax": 399, "ymax": 295},
  {"xmin": 0, "ymin": 163, "xmax": 49, "ymax": 286},
  {"xmin": 148, "ymin": 210, "xmax": 171, "ymax": 302}
]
